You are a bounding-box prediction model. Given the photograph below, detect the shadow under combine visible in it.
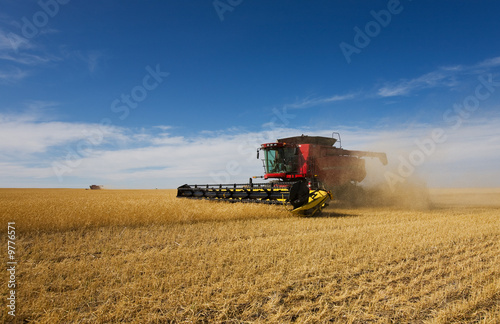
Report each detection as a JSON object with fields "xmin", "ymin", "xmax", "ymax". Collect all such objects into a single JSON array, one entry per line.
[{"xmin": 307, "ymin": 207, "xmax": 359, "ymax": 218}]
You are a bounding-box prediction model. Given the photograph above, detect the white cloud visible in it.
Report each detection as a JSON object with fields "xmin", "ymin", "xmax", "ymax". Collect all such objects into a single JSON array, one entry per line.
[
  {"xmin": 0, "ymin": 27, "xmax": 60, "ymax": 82},
  {"xmin": 378, "ymin": 71, "xmax": 455, "ymax": 97},
  {"xmin": 0, "ymin": 111, "xmax": 126, "ymax": 156},
  {"xmin": 476, "ymin": 56, "xmax": 500, "ymax": 69},
  {"xmin": 0, "ymin": 28, "xmax": 32, "ymax": 52},
  {"xmin": 0, "ymin": 162, "xmax": 53, "ymax": 179},
  {"xmin": 377, "ymin": 56, "xmax": 500, "ymax": 97},
  {"xmin": 152, "ymin": 125, "xmax": 172, "ymax": 131},
  {"xmin": 0, "ymin": 66, "xmax": 28, "ymax": 82},
  {"xmin": 359, "ymin": 117, "xmax": 500, "ymax": 187},
  {"xmin": 0, "ymin": 52, "xmax": 57, "ymax": 65},
  {"xmin": 59, "ymin": 48, "xmax": 109, "ymax": 74},
  {"xmin": 1, "ymin": 110, "xmax": 499, "ymax": 188},
  {"xmin": 284, "ymin": 93, "xmax": 356, "ymax": 109},
  {"xmin": 0, "ymin": 25, "xmax": 101, "ymax": 82}
]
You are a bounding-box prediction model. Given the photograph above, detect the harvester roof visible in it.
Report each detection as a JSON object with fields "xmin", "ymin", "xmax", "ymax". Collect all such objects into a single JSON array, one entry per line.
[{"xmin": 277, "ymin": 135, "xmax": 337, "ymax": 146}]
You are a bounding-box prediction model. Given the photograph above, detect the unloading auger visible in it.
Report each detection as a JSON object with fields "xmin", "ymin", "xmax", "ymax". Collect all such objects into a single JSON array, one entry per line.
[{"xmin": 176, "ymin": 133, "xmax": 387, "ymax": 216}]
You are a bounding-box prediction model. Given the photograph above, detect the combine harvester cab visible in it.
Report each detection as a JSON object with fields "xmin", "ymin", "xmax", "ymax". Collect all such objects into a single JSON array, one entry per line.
[{"xmin": 177, "ymin": 133, "xmax": 387, "ymax": 216}]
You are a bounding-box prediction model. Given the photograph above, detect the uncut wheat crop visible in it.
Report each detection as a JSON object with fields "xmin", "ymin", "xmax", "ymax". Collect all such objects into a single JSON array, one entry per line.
[{"xmin": 1, "ymin": 187, "xmax": 499, "ymax": 323}]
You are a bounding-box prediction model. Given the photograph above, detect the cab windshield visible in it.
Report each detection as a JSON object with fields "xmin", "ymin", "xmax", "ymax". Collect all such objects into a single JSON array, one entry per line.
[{"xmin": 264, "ymin": 147, "xmax": 296, "ymax": 174}]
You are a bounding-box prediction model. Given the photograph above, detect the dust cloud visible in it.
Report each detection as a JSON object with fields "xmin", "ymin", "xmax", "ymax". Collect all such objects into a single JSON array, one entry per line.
[
  {"xmin": 319, "ymin": 122, "xmax": 500, "ymax": 209},
  {"xmin": 328, "ymin": 146, "xmax": 432, "ymax": 209},
  {"xmin": 331, "ymin": 180, "xmax": 431, "ymax": 210}
]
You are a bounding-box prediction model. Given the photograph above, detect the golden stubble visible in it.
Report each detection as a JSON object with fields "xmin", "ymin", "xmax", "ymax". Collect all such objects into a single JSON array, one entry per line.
[{"xmin": 0, "ymin": 188, "xmax": 499, "ymax": 323}]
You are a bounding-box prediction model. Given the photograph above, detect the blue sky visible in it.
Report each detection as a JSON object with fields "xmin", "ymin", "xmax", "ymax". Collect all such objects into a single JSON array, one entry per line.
[{"xmin": 1, "ymin": 0, "xmax": 500, "ymax": 188}]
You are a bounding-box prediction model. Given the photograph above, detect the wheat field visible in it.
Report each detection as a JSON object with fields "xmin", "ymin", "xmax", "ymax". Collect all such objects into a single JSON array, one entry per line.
[{"xmin": 1, "ymin": 187, "xmax": 499, "ymax": 323}]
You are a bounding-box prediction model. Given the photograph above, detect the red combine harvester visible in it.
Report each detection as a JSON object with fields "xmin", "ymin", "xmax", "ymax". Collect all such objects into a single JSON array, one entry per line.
[{"xmin": 177, "ymin": 133, "xmax": 387, "ymax": 215}]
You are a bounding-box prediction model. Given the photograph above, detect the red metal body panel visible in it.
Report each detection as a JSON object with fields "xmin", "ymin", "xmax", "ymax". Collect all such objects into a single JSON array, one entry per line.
[
  {"xmin": 302, "ymin": 143, "xmax": 366, "ymax": 186},
  {"xmin": 315, "ymin": 154, "xmax": 366, "ymax": 185},
  {"xmin": 264, "ymin": 173, "xmax": 305, "ymax": 180}
]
